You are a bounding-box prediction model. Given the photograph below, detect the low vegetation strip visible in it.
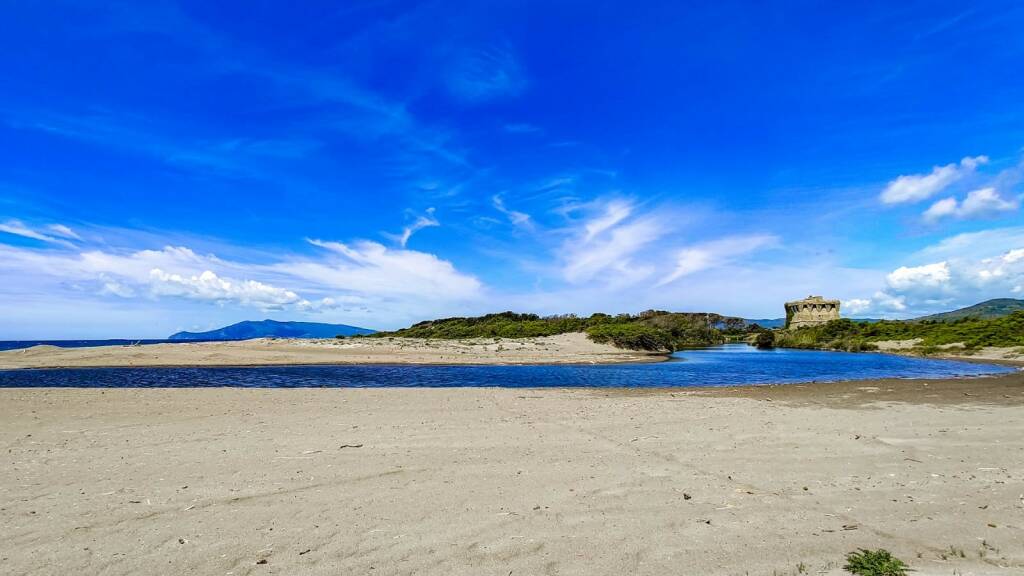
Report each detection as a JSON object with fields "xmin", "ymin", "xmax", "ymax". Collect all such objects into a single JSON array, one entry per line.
[
  {"xmin": 774, "ymin": 311, "xmax": 1024, "ymax": 352},
  {"xmin": 360, "ymin": 310, "xmax": 742, "ymax": 351}
]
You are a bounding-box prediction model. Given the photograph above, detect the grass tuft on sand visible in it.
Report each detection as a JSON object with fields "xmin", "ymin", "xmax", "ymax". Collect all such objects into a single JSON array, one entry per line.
[{"xmin": 843, "ymin": 549, "xmax": 909, "ymax": 576}]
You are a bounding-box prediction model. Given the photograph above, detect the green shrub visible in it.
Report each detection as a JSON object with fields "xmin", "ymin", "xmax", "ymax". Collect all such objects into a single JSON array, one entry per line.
[
  {"xmin": 367, "ymin": 310, "xmax": 745, "ymax": 350},
  {"xmin": 775, "ymin": 311, "xmax": 1024, "ymax": 352},
  {"xmin": 843, "ymin": 549, "xmax": 909, "ymax": 576},
  {"xmin": 585, "ymin": 324, "xmax": 674, "ymax": 351},
  {"xmin": 755, "ymin": 330, "xmax": 775, "ymax": 349}
]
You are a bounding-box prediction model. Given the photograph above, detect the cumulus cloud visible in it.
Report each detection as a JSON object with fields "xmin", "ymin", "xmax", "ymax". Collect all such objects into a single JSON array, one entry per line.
[
  {"xmin": 0, "ymin": 210, "xmax": 490, "ymax": 328},
  {"xmin": 148, "ymin": 269, "xmax": 302, "ymax": 309},
  {"xmin": 0, "ymin": 219, "xmax": 78, "ymax": 248},
  {"xmin": 886, "ymin": 261, "xmax": 951, "ymax": 290},
  {"xmin": 842, "ymin": 298, "xmax": 872, "ymax": 315},
  {"xmin": 880, "ymin": 155, "xmax": 987, "ymax": 204},
  {"xmin": 0, "ymin": 243, "xmax": 306, "ymax": 311},
  {"xmin": 657, "ymin": 235, "xmax": 779, "ymax": 286},
  {"xmin": 923, "ymin": 187, "xmax": 1019, "ymax": 222},
  {"xmin": 848, "ymin": 231, "xmax": 1024, "ymax": 316}
]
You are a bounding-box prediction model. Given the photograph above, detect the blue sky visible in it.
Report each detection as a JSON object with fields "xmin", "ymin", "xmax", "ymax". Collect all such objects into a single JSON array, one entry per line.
[{"xmin": 2, "ymin": 1, "xmax": 1024, "ymax": 338}]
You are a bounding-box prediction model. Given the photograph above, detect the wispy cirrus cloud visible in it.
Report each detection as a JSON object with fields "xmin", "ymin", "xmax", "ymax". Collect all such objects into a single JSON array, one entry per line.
[
  {"xmin": 385, "ymin": 208, "xmax": 440, "ymax": 247},
  {"xmin": 559, "ymin": 200, "xmax": 665, "ymax": 284},
  {"xmin": 492, "ymin": 194, "xmax": 532, "ymax": 229},
  {"xmin": 445, "ymin": 43, "xmax": 527, "ymax": 103},
  {"xmin": 0, "ymin": 219, "xmax": 79, "ymax": 248},
  {"xmin": 4, "ymin": 110, "xmax": 324, "ymax": 180},
  {"xmin": 295, "ymin": 238, "xmax": 482, "ymax": 301},
  {"xmin": 657, "ymin": 235, "xmax": 779, "ymax": 287}
]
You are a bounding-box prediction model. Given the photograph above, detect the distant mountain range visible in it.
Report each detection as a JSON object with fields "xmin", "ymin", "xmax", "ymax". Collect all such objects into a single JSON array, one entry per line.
[
  {"xmin": 914, "ymin": 298, "xmax": 1024, "ymax": 322},
  {"xmin": 169, "ymin": 320, "xmax": 376, "ymax": 340},
  {"xmin": 741, "ymin": 318, "xmax": 786, "ymax": 329},
  {"xmin": 741, "ymin": 317, "xmax": 881, "ymax": 328}
]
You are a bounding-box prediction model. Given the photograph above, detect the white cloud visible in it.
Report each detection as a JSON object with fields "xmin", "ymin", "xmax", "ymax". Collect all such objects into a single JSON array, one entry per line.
[
  {"xmin": 870, "ymin": 291, "xmax": 908, "ymax": 312},
  {"xmin": 561, "ymin": 201, "xmax": 664, "ymax": 284},
  {"xmin": 923, "ymin": 187, "xmax": 1019, "ymax": 222},
  {"xmin": 0, "ymin": 243, "xmax": 306, "ymax": 311},
  {"xmin": 46, "ymin": 223, "xmax": 81, "ymax": 239},
  {"xmin": 959, "ymin": 187, "xmax": 1019, "ymax": 217},
  {"xmin": 295, "ymin": 239, "xmax": 482, "ymax": 300},
  {"xmin": 922, "ymin": 197, "xmax": 958, "ymax": 222},
  {"xmin": 0, "ymin": 219, "xmax": 78, "ymax": 248},
  {"xmin": 843, "ymin": 298, "xmax": 872, "ymax": 314},
  {"xmin": 0, "ymin": 211, "xmax": 489, "ymax": 331},
  {"xmin": 492, "ymin": 194, "xmax": 532, "ymax": 228},
  {"xmin": 387, "ymin": 208, "xmax": 439, "ymax": 247},
  {"xmin": 1003, "ymin": 248, "xmax": 1024, "ymax": 264},
  {"xmin": 850, "ymin": 230, "xmax": 1024, "ymax": 316},
  {"xmin": 148, "ymin": 269, "xmax": 302, "ymax": 309},
  {"xmin": 886, "ymin": 261, "xmax": 951, "ymax": 290},
  {"xmin": 657, "ymin": 235, "xmax": 779, "ymax": 286},
  {"xmin": 880, "ymin": 155, "xmax": 987, "ymax": 204},
  {"xmin": 583, "ymin": 200, "xmax": 632, "ymax": 241}
]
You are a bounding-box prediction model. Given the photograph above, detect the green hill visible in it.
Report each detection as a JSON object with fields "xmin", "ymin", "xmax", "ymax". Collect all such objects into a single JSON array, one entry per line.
[
  {"xmin": 915, "ymin": 298, "xmax": 1024, "ymax": 322},
  {"xmin": 169, "ymin": 320, "xmax": 375, "ymax": 340}
]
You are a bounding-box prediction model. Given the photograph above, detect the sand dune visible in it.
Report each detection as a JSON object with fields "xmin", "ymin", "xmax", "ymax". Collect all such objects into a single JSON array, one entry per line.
[{"xmin": 0, "ymin": 333, "xmax": 666, "ymax": 369}]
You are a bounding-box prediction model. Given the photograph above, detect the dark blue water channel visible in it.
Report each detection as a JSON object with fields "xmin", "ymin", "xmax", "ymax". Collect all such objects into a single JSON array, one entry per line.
[{"xmin": 0, "ymin": 344, "xmax": 1014, "ymax": 388}]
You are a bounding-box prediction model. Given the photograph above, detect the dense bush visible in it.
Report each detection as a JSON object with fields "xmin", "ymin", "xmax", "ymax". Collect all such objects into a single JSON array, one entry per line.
[
  {"xmin": 366, "ymin": 309, "xmax": 745, "ymax": 351},
  {"xmin": 774, "ymin": 311, "xmax": 1024, "ymax": 352},
  {"xmin": 585, "ymin": 323, "xmax": 674, "ymax": 351},
  {"xmin": 754, "ymin": 330, "xmax": 775, "ymax": 349}
]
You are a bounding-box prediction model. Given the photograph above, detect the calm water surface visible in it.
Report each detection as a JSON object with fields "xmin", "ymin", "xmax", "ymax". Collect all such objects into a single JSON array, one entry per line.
[
  {"xmin": 0, "ymin": 344, "xmax": 1014, "ymax": 388},
  {"xmin": 0, "ymin": 339, "xmax": 224, "ymax": 351}
]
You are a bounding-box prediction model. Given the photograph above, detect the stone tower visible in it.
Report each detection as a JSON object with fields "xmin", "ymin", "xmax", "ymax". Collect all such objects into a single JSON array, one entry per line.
[{"xmin": 784, "ymin": 295, "xmax": 840, "ymax": 329}]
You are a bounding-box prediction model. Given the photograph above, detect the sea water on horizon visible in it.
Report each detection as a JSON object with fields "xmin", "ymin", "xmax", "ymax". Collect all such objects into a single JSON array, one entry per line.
[
  {"xmin": 0, "ymin": 344, "xmax": 1015, "ymax": 388},
  {"xmin": 0, "ymin": 339, "xmax": 229, "ymax": 352}
]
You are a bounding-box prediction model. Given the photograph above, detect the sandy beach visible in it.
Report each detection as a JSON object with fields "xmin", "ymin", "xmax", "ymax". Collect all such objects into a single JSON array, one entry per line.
[
  {"xmin": 2, "ymin": 374, "xmax": 1023, "ymax": 575},
  {"xmin": 0, "ymin": 333, "xmax": 665, "ymax": 370}
]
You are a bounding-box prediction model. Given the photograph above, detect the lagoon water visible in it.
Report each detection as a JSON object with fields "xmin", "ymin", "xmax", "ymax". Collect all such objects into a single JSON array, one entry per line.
[{"xmin": 0, "ymin": 344, "xmax": 1014, "ymax": 388}]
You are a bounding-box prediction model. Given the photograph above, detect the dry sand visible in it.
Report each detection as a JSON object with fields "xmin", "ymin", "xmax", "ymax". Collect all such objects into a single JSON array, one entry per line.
[
  {"xmin": 0, "ymin": 333, "xmax": 665, "ymax": 370},
  {"xmin": 3, "ymin": 374, "xmax": 1023, "ymax": 575},
  {"xmin": 874, "ymin": 340, "xmax": 1024, "ymax": 366}
]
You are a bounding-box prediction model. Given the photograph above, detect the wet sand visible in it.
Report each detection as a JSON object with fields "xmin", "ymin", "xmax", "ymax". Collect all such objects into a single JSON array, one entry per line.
[
  {"xmin": 0, "ymin": 333, "xmax": 665, "ymax": 370},
  {"xmin": 2, "ymin": 372, "xmax": 1022, "ymax": 575}
]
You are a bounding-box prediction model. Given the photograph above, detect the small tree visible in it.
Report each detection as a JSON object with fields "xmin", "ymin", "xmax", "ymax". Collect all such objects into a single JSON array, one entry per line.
[{"xmin": 755, "ymin": 330, "xmax": 775, "ymax": 349}]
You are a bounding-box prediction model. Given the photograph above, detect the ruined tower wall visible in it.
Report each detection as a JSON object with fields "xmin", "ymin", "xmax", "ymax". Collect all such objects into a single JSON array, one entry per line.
[{"xmin": 784, "ymin": 296, "xmax": 840, "ymax": 329}]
